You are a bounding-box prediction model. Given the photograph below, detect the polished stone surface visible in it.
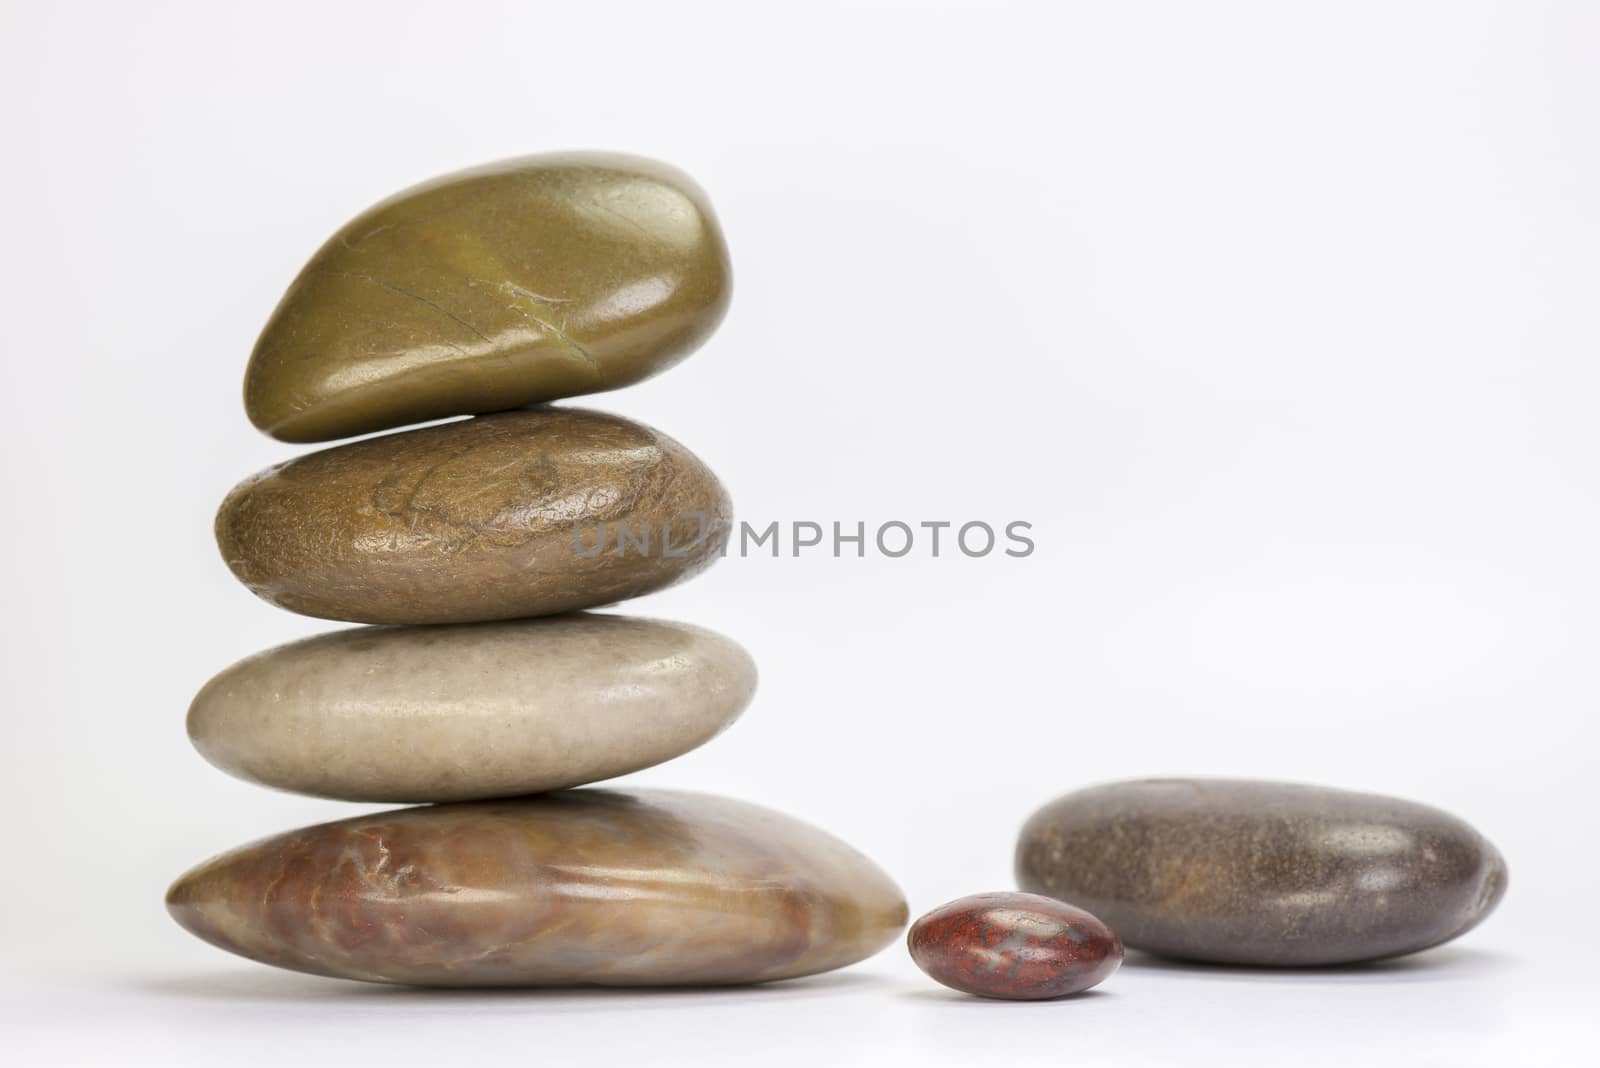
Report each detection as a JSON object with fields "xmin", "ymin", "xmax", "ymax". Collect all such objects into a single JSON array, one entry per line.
[
  {"xmin": 908, "ymin": 892, "xmax": 1122, "ymax": 1000},
  {"xmin": 244, "ymin": 153, "xmax": 731, "ymax": 443},
  {"xmin": 215, "ymin": 407, "xmax": 730, "ymax": 624},
  {"xmin": 1016, "ymin": 778, "xmax": 1507, "ymax": 966},
  {"xmin": 167, "ymin": 789, "xmax": 907, "ymax": 986},
  {"xmin": 188, "ymin": 615, "xmax": 756, "ymax": 802}
]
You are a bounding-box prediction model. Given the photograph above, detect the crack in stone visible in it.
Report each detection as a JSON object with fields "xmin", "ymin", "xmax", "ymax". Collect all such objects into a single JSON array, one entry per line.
[
  {"xmin": 330, "ymin": 271, "xmax": 493, "ymax": 343},
  {"xmin": 499, "ymin": 281, "xmax": 605, "ymax": 384}
]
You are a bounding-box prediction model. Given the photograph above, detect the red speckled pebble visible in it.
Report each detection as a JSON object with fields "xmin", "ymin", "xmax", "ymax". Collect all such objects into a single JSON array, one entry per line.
[{"xmin": 908, "ymin": 892, "xmax": 1123, "ymax": 1000}]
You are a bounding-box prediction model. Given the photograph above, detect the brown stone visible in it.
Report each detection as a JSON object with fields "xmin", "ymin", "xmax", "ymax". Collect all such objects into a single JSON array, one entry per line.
[
  {"xmin": 166, "ymin": 790, "xmax": 908, "ymax": 986},
  {"xmin": 215, "ymin": 407, "xmax": 730, "ymax": 624}
]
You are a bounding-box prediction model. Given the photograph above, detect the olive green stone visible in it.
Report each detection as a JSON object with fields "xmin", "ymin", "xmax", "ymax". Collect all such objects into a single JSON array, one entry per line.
[
  {"xmin": 1016, "ymin": 778, "xmax": 1507, "ymax": 966},
  {"xmin": 215, "ymin": 407, "xmax": 731, "ymax": 625},
  {"xmin": 244, "ymin": 153, "xmax": 731, "ymax": 443}
]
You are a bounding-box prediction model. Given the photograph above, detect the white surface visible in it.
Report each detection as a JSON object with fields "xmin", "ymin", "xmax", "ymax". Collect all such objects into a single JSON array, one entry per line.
[{"xmin": 2, "ymin": 1, "xmax": 1596, "ymax": 1063}]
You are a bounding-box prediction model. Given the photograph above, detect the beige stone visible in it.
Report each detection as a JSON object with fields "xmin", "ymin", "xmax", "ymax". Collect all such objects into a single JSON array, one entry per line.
[{"xmin": 188, "ymin": 614, "xmax": 756, "ymax": 802}]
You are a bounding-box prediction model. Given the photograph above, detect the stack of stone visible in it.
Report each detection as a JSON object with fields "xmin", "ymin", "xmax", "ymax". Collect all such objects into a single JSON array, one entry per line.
[{"xmin": 167, "ymin": 154, "xmax": 906, "ymax": 987}]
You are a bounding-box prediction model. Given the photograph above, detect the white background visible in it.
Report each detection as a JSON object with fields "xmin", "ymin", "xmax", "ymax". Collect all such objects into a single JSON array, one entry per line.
[{"xmin": 2, "ymin": 1, "xmax": 1596, "ymax": 1063}]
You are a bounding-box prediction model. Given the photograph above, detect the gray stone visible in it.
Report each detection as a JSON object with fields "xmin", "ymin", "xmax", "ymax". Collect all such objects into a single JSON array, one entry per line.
[{"xmin": 1016, "ymin": 778, "xmax": 1507, "ymax": 966}]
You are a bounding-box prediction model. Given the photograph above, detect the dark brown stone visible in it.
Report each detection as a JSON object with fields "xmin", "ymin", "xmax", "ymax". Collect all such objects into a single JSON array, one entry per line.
[
  {"xmin": 908, "ymin": 892, "xmax": 1122, "ymax": 999},
  {"xmin": 1016, "ymin": 778, "xmax": 1507, "ymax": 966}
]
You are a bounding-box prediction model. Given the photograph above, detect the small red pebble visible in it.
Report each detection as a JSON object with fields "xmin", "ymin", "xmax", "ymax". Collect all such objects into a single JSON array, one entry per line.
[{"xmin": 908, "ymin": 891, "xmax": 1123, "ymax": 1000}]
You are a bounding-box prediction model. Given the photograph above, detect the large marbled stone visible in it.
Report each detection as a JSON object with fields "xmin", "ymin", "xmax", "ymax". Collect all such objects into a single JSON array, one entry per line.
[
  {"xmin": 244, "ymin": 153, "xmax": 731, "ymax": 443},
  {"xmin": 167, "ymin": 790, "xmax": 907, "ymax": 986},
  {"xmin": 1016, "ymin": 778, "xmax": 1507, "ymax": 966},
  {"xmin": 215, "ymin": 407, "xmax": 730, "ymax": 624},
  {"xmin": 188, "ymin": 614, "xmax": 755, "ymax": 802}
]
